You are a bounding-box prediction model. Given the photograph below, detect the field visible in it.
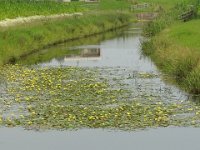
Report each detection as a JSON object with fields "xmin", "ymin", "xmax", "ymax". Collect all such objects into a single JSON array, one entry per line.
[
  {"xmin": 0, "ymin": 0, "xmax": 132, "ymax": 21},
  {"xmin": 0, "ymin": 0, "xmax": 87, "ymax": 21}
]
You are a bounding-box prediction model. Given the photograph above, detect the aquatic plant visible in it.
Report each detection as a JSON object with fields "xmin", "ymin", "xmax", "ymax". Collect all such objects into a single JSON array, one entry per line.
[{"xmin": 1, "ymin": 65, "xmax": 200, "ymax": 130}]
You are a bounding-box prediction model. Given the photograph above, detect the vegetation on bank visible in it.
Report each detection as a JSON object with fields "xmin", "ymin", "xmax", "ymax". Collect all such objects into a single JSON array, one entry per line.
[
  {"xmin": 142, "ymin": 0, "xmax": 200, "ymax": 94},
  {"xmin": 0, "ymin": 12, "xmax": 130, "ymax": 65}
]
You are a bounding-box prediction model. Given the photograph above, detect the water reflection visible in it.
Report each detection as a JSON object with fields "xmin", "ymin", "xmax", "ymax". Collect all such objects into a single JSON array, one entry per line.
[
  {"xmin": 39, "ymin": 29, "xmax": 154, "ymax": 71},
  {"xmin": 17, "ymin": 28, "xmax": 125, "ymax": 65},
  {"xmin": 62, "ymin": 47, "xmax": 101, "ymax": 61}
]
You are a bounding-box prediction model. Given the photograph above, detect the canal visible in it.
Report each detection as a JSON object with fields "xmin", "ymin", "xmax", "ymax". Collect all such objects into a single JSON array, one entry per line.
[{"xmin": 1, "ymin": 23, "xmax": 200, "ymax": 149}]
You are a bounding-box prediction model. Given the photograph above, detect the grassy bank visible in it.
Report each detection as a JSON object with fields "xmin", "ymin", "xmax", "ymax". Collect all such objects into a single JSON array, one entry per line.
[
  {"xmin": 142, "ymin": 0, "xmax": 200, "ymax": 94},
  {"xmin": 0, "ymin": 12, "xmax": 131, "ymax": 65}
]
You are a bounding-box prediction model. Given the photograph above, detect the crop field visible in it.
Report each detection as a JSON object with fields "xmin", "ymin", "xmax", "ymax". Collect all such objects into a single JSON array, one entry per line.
[
  {"xmin": 0, "ymin": 0, "xmax": 133, "ymax": 21},
  {"xmin": 0, "ymin": 0, "xmax": 86, "ymax": 21}
]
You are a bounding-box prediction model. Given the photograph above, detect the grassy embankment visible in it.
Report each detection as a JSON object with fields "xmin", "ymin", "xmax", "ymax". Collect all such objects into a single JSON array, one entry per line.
[
  {"xmin": 141, "ymin": 0, "xmax": 200, "ymax": 94},
  {"xmin": 0, "ymin": 0, "xmax": 132, "ymax": 65}
]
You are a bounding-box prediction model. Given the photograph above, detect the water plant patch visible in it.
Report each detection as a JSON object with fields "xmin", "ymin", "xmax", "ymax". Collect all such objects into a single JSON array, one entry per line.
[{"xmin": 0, "ymin": 65, "xmax": 200, "ymax": 130}]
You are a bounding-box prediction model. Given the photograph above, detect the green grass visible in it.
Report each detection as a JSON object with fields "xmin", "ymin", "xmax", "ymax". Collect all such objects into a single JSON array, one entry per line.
[
  {"xmin": 98, "ymin": 0, "xmax": 130, "ymax": 10},
  {"xmin": 0, "ymin": 0, "xmax": 86, "ymax": 21},
  {"xmin": 166, "ymin": 20, "xmax": 200, "ymax": 51}
]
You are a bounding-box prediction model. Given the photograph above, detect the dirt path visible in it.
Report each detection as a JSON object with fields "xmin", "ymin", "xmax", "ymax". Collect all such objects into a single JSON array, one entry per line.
[{"xmin": 0, "ymin": 12, "xmax": 83, "ymax": 27}]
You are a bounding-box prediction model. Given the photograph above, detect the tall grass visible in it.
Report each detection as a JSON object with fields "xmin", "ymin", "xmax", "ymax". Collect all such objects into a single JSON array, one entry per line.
[
  {"xmin": 142, "ymin": 20, "xmax": 200, "ymax": 94},
  {"xmin": 185, "ymin": 64, "xmax": 200, "ymax": 94}
]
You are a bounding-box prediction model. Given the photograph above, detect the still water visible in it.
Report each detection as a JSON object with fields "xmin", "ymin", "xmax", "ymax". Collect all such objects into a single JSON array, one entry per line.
[
  {"xmin": 38, "ymin": 27, "xmax": 155, "ymax": 70},
  {"xmin": 2, "ymin": 24, "xmax": 199, "ymax": 149},
  {"xmin": 1, "ymin": 127, "xmax": 200, "ymax": 150}
]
